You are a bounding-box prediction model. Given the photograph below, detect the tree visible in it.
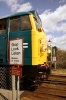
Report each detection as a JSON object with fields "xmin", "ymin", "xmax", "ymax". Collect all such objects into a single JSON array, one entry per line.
[
  {"xmin": 47, "ymin": 46, "xmax": 58, "ymax": 61},
  {"xmin": 56, "ymin": 48, "xmax": 66, "ymax": 69}
]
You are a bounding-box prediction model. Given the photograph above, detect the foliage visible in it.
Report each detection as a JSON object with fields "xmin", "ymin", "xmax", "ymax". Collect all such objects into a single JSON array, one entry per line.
[
  {"xmin": 47, "ymin": 46, "xmax": 66, "ymax": 69},
  {"xmin": 56, "ymin": 48, "xmax": 66, "ymax": 69},
  {"xmin": 47, "ymin": 46, "xmax": 58, "ymax": 61}
]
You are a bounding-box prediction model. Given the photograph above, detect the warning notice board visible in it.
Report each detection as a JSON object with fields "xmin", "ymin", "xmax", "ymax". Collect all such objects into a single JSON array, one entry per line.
[
  {"xmin": 9, "ymin": 38, "xmax": 23, "ymax": 65},
  {"xmin": 10, "ymin": 66, "xmax": 22, "ymax": 77},
  {"xmin": 53, "ymin": 56, "xmax": 56, "ymax": 61}
]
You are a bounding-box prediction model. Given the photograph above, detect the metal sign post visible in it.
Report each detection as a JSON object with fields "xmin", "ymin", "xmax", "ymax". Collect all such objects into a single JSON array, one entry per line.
[
  {"xmin": 9, "ymin": 38, "xmax": 23, "ymax": 100},
  {"xmin": 17, "ymin": 65, "xmax": 20, "ymax": 100},
  {"xmin": 12, "ymin": 75, "xmax": 16, "ymax": 100},
  {"xmin": 53, "ymin": 56, "xmax": 56, "ymax": 70},
  {"xmin": 53, "ymin": 48, "xmax": 56, "ymax": 70}
]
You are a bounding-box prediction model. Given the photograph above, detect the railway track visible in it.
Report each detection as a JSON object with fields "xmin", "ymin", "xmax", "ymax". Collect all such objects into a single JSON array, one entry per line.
[
  {"xmin": 46, "ymin": 74, "xmax": 66, "ymax": 84},
  {"xmin": 20, "ymin": 74, "xmax": 66, "ymax": 100}
]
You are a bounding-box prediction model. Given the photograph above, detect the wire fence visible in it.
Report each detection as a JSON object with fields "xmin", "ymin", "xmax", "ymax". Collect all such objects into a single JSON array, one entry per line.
[{"xmin": 0, "ymin": 66, "xmax": 12, "ymax": 90}]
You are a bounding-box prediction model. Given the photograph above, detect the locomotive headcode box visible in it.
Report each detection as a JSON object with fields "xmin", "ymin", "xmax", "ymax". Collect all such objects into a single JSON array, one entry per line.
[{"xmin": 9, "ymin": 38, "xmax": 23, "ymax": 65}]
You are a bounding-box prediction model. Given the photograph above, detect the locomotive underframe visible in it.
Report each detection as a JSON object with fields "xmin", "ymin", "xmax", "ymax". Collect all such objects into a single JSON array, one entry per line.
[
  {"xmin": 21, "ymin": 65, "xmax": 51, "ymax": 89},
  {"xmin": 0, "ymin": 64, "xmax": 51, "ymax": 90}
]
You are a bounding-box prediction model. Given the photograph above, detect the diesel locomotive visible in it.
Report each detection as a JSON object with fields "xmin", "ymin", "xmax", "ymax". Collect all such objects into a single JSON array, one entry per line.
[{"xmin": 0, "ymin": 10, "xmax": 50, "ymax": 89}]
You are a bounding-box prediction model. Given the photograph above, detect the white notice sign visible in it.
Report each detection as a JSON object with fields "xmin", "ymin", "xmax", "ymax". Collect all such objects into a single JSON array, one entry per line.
[
  {"xmin": 53, "ymin": 56, "xmax": 56, "ymax": 62},
  {"xmin": 9, "ymin": 38, "xmax": 23, "ymax": 65}
]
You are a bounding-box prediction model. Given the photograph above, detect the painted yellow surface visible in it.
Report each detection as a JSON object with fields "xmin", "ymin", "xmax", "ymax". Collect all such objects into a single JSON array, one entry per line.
[{"xmin": 29, "ymin": 14, "xmax": 47, "ymax": 65}]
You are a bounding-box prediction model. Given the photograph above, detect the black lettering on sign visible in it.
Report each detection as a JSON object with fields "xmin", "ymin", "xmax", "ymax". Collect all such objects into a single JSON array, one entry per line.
[
  {"xmin": 14, "ymin": 60, "xmax": 19, "ymax": 62},
  {"xmin": 11, "ymin": 57, "xmax": 18, "ymax": 59},
  {"xmin": 11, "ymin": 52, "xmax": 21, "ymax": 55},
  {"xmin": 11, "ymin": 47, "xmax": 19, "ymax": 51},
  {"xmin": 11, "ymin": 43, "xmax": 18, "ymax": 47}
]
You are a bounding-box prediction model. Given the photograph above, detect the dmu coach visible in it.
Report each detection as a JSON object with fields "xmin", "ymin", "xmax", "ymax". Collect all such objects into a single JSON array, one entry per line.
[{"xmin": 0, "ymin": 10, "xmax": 50, "ymax": 88}]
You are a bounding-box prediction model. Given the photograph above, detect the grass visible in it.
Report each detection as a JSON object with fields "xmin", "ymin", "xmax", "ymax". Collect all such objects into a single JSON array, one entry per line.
[{"xmin": 51, "ymin": 68, "xmax": 66, "ymax": 75}]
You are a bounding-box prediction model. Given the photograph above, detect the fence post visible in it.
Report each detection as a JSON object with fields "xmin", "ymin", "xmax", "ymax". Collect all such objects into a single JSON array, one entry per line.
[{"xmin": 12, "ymin": 75, "xmax": 16, "ymax": 100}]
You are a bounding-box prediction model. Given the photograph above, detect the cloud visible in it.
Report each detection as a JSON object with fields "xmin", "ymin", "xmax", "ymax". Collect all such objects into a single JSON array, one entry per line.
[
  {"xmin": 53, "ymin": 34, "xmax": 66, "ymax": 50},
  {"xmin": 53, "ymin": 34, "xmax": 66, "ymax": 44},
  {"xmin": 0, "ymin": 0, "xmax": 18, "ymax": 7},
  {"xmin": 0, "ymin": 0, "xmax": 19, "ymax": 12},
  {"xmin": 40, "ymin": 4, "xmax": 66, "ymax": 33},
  {"xmin": 46, "ymin": 34, "xmax": 54, "ymax": 41},
  {"xmin": 17, "ymin": 2, "xmax": 32, "ymax": 12},
  {"xmin": 58, "ymin": 0, "xmax": 66, "ymax": 3},
  {"xmin": 40, "ymin": 4, "xmax": 66, "ymax": 50},
  {"xmin": 47, "ymin": 34, "xmax": 66, "ymax": 50},
  {"xmin": 0, "ymin": 0, "xmax": 32, "ymax": 12}
]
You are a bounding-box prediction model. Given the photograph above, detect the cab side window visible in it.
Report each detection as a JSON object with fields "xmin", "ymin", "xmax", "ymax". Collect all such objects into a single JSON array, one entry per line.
[
  {"xmin": 0, "ymin": 19, "xmax": 7, "ymax": 34},
  {"xmin": 34, "ymin": 17, "xmax": 41, "ymax": 31},
  {"xmin": 0, "ymin": 24, "xmax": 2, "ymax": 30}
]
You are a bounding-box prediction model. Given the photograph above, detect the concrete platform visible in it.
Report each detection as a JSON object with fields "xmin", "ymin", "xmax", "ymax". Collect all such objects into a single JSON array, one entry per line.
[{"xmin": 0, "ymin": 89, "xmax": 24, "ymax": 100}]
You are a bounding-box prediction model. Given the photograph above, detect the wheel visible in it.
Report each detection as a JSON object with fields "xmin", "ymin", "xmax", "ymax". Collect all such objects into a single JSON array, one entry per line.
[{"xmin": 46, "ymin": 67, "xmax": 51, "ymax": 80}]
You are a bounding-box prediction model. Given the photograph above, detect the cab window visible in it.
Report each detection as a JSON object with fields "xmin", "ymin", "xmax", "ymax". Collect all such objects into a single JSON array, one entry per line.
[
  {"xmin": 21, "ymin": 15, "xmax": 31, "ymax": 30},
  {"xmin": 10, "ymin": 17, "xmax": 20, "ymax": 32},
  {"xmin": 34, "ymin": 17, "xmax": 41, "ymax": 31},
  {"xmin": 0, "ymin": 19, "xmax": 7, "ymax": 34}
]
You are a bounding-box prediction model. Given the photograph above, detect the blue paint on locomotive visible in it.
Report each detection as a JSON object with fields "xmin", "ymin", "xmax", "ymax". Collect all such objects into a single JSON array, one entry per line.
[
  {"xmin": 0, "ymin": 10, "xmax": 34, "ymax": 65},
  {"xmin": 0, "ymin": 30, "xmax": 32, "ymax": 65},
  {"xmin": 9, "ymin": 30, "xmax": 32, "ymax": 65}
]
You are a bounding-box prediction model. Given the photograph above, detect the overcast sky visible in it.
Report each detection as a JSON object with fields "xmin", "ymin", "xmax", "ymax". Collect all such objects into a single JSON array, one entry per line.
[{"xmin": 0, "ymin": 0, "xmax": 66, "ymax": 50}]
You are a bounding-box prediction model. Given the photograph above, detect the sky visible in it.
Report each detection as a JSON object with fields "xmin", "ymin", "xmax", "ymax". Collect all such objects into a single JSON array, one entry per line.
[{"xmin": 0, "ymin": 0, "xmax": 66, "ymax": 50}]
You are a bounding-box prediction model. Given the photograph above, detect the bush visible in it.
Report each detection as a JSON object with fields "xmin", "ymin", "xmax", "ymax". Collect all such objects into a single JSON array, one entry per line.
[{"xmin": 56, "ymin": 49, "xmax": 66, "ymax": 69}]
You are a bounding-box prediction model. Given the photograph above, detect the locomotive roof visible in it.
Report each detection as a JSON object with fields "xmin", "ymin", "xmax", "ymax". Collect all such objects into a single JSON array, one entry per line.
[
  {"xmin": 0, "ymin": 10, "xmax": 42, "ymax": 26},
  {"xmin": 0, "ymin": 10, "xmax": 37, "ymax": 20}
]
